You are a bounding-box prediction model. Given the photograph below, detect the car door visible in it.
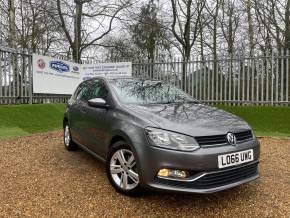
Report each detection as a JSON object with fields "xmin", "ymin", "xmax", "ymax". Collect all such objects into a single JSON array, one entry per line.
[
  {"xmin": 69, "ymin": 82, "xmax": 92, "ymax": 146},
  {"xmin": 83, "ymin": 80, "xmax": 111, "ymax": 157}
]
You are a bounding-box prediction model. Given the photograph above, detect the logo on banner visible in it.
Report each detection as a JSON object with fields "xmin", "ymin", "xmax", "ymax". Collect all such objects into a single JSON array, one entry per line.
[
  {"xmin": 73, "ymin": 66, "xmax": 79, "ymax": 71},
  {"xmin": 49, "ymin": 61, "xmax": 70, "ymax": 73},
  {"xmin": 37, "ymin": 59, "xmax": 46, "ymax": 69},
  {"xmin": 72, "ymin": 66, "xmax": 80, "ymax": 74}
]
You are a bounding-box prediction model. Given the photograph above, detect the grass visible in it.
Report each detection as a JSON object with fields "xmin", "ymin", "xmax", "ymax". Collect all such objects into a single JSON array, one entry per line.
[
  {"xmin": 0, "ymin": 104, "xmax": 66, "ymax": 139},
  {"xmin": 217, "ymin": 105, "xmax": 290, "ymax": 138},
  {"xmin": 0, "ymin": 103, "xmax": 289, "ymax": 139}
]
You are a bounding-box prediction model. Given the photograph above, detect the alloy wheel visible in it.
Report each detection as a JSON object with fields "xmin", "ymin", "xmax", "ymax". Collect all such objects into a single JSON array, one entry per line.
[
  {"xmin": 64, "ymin": 125, "xmax": 70, "ymax": 147},
  {"xmin": 110, "ymin": 149, "xmax": 139, "ymax": 190}
]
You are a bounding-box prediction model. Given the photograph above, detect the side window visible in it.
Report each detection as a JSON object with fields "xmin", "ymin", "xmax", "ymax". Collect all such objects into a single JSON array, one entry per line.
[
  {"xmin": 91, "ymin": 81, "xmax": 108, "ymax": 99},
  {"xmin": 73, "ymin": 85, "xmax": 83, "ymax": 100},
  {"xmin": 76, "ymin": 86, "xmax": 91, "ymax": 102}
]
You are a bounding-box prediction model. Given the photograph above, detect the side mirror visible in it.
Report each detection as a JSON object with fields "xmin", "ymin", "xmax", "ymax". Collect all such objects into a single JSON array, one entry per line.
[{"xmin": 88, "ymin": 98, "xmax": 108, "ymax": 108}]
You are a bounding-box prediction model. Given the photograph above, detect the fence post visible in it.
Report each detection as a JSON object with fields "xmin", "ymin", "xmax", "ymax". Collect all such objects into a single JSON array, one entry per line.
[{"xmin": 28, "ymin": 54, "xmax": 33, "ymax": 104}]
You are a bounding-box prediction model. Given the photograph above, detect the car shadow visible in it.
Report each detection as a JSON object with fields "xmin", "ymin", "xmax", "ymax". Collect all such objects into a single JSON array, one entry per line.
[{"xmin": 136, "ymin": 181, "xmax": 260, "ymax": 209}]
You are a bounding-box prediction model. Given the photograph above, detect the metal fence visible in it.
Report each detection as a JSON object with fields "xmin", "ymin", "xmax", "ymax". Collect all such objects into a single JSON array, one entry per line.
[
  {"xmin": 1, "ymin": 45, "xmax": 290, "ymax": 106},
  {"xmin": 133, "ymin": 53, "xmax": 290, "ymax": 106},
  {"xmin": 0, "ymin": 46, "xmax": 70, "ymax": 104}
]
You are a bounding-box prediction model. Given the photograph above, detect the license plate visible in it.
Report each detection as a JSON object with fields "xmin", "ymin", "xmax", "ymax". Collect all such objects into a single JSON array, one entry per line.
[{"xmin": 218, "ymin": 149, "xmax": 254, "ymax": 169}]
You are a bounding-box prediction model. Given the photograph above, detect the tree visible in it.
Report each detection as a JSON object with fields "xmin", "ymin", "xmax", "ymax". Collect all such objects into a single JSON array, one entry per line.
[
  {"xmin": 17, "ymin": 0, "xmax": 62, "ymax": 54},
  {"xmin": 102, "ymin": 36, "xmax": 137, "ymax": 62},
  {"xmin": 170, "ymin": 0, "xmax": 206, "ymax": 61},
  {"xmin": 170, "ymin": 0, "xmax": 206, "ymax": 89},
  {"xmin": 205, "ymin": 0, "xmax": 222, "ymax": 61},
  {"xmin": 220, "ymin": 0, "xmax": 240, "ymax": 57},
  {"xmin": 130, "ymin": 0, "xmax": 169, "ymax": 62},
  {"xmin": 0, "ymin": 0, "xmax": 7, "ymax": 44},
  {"xmin": 255, "ymin": 0, "xmax": 290, "ymax": 52},
  {"xmin": 8, "ymin": 0, "xmax": 16, "ymax": 48},
  {"xmin": 245, "ymin": 0, "xmax": 255, "ymax": 56},
  {"xmin": 56, "ymin": 0, "xmax": 130, "ymax": 63}
]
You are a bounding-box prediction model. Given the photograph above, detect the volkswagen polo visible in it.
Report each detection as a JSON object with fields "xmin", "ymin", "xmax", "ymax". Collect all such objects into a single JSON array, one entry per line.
[{"xmin": 63, "ymin": 77, "xmax": 260, "ymax": 195}]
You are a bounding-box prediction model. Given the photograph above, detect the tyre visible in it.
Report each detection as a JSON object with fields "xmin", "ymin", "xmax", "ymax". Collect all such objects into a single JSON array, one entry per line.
[
  {"xmin": 63, "ymin": 122, "xmax": 77, "ymax": 151},
  {"xmin": 106, "ymin": 141, "xmax": 142, "ymax": 196}
]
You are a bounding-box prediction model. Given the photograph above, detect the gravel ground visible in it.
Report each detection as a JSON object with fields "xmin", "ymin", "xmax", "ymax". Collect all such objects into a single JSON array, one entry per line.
[{"xmin": 0, "ymin": 131, "xmax": 289, "ymax": 218}]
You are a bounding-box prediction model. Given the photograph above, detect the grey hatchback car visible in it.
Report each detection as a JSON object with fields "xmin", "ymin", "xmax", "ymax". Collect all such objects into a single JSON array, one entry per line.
[{"xmin": 63, "ymin": 77, "xmax": 260, "ymax": 195}]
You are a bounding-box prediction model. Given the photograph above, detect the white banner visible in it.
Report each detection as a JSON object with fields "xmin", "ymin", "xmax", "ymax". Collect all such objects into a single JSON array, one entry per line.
[
  {"xmin": 82, "ymin": 62, "xmax": 132, "ymax": 81},
  {"xmin": 32, "ymin": 54, "xmax": 132, "ymax": 95},
  {"xmin": 33, "ymin": 54, "xmax": 82, "ymax": 94}
]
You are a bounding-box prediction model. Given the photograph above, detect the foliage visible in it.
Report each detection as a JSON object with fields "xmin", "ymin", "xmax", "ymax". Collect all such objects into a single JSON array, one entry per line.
[
  {"xmin": 130, "ymin": 0, "xmax": 169, "ymax": 62},
  {"xmin": 2, "ymin": 0, "xmax": 290, "ymax": 61},
  {"xmin": 102, "ymin": 36, "xmax": 139, "ymax": 62}
]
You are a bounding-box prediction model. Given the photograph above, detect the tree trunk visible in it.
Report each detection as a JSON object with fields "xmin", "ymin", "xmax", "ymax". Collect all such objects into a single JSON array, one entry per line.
[
  {"xmin": 228, "ymin": 13, "xmax": 233, "ymax": 56},
  {"xmin": 74, "ymin": 0, "xmax": 83, "ymax": 63},
  {"xmin": 182, "ymin": 55, "xmax": 188, "ymax": 92},
  {"xmin": 213, "ymin": 18, "xmax": 218, "ymax": 100},
  {"xmin": 8, "ymin": 0, "xmax": 20, "ymax": 102},
  {"xmin": 181, "ymin": 0, "xmax": 192, "ymax": 91},
  {"xmin": 284, "ymin": 0, "xmax": 290, "ymax": 99},
  {"xmin": 8, "ymin": 0, "xmax": 16, "ymax": 48},
  {"xmin": 199, "ymin": 17, "xmax": 204, "ymax": 62},
  {"xmin": 246, "ymin": 0, "xmax": 255, "ymax": 56},
  {"xmin": 285, "ymin": 0, "xmax": 290, "ymax": 51},
  {"xmin": 182, "ymin": 47, "xmax": 191, "ymax": 91}
]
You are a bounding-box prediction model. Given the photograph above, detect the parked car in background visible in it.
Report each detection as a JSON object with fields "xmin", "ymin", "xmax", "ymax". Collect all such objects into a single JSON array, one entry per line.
[{"xmin": 63, "ymin": 77, "xmax": 260, "ymax": 196}]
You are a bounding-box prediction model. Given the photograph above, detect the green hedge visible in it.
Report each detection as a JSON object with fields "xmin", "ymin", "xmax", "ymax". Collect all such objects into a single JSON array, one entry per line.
[
  {"xmin": 0, "ymin": 104, "xmax": 66, "ymax": 139},
  {"xmin": 217, "ymin": 105, "xmax": 290, "ymax": 137},
  {"xmin": 0, "ymin": 103, "xmax": 289, "ymax": 139}
]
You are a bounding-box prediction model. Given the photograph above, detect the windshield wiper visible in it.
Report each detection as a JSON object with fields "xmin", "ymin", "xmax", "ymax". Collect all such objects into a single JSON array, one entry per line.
[
  {"xmin": 160, "ymin": 100, "xmax": 199, "ymax": 104},
  {"xmin": 186, "ymin": 100, "xmax": 199, "ymax": 104}
]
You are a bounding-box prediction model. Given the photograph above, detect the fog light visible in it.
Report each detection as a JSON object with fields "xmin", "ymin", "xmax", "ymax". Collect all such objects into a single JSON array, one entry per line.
[{"xmin": 157, "ymin": 168, "xmax": 188, "ymax": 179}]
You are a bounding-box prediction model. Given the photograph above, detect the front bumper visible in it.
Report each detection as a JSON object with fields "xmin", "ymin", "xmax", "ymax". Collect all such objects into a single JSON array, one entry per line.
[{"xmin": 135, "ymin": 139, "xmax": 260, "ymax": 193}]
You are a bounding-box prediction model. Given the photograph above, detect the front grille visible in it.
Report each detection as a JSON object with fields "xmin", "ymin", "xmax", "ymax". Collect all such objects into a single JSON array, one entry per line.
[
  {"xmin": 195, "ymin": 130, "xmax": 253, "ymax": 147},
  {"xmin": 155, "ymin": 162, "xmax": 258, "ymax": 190},
  {"xmin": 195, "ymin": 135, "xmax": 227, "ymax": 146},
  {"xmin": 235, "ymin": 130, "xmax": 253, "ymax": 142}
]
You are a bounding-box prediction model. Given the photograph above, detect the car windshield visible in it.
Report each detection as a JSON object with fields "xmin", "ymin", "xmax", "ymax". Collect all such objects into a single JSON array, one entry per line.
[{"xmin": 110, "ymin": 79, "xmax": 197, "ymax": 105}]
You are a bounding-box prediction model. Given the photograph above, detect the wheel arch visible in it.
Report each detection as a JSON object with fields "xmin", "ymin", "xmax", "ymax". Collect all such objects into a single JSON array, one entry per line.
[
  {"xmin": 108, "ymin": 129, "xmax": 143, "ymax": 164},
  {"xmin": 109, "ymin": 130, "xmax": 134, "ymax": 148},
  {"xmin": 63, "ymin": 117, "xmax": 68, "ymax": 128}
]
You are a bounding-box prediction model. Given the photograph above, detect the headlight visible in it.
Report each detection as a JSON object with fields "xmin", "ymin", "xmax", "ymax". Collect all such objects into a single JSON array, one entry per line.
[{"xmin": 145, "ymin": 127, "xmax": 200, "ymax": 152}]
